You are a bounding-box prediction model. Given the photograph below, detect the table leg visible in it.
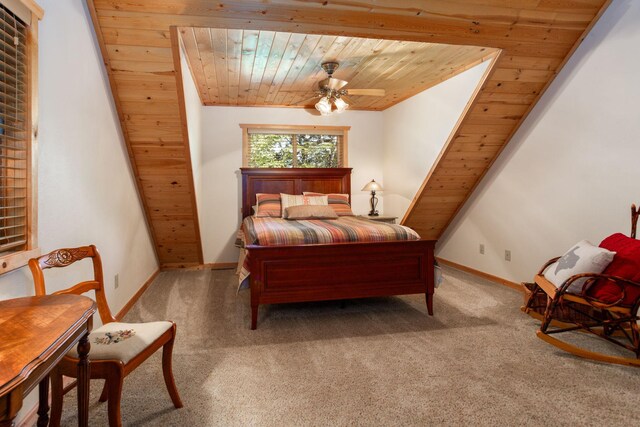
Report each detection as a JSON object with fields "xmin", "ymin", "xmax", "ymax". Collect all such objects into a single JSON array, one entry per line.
[
  {"xmin": 36, "ymin": 375, "xmax": 50, "ymax": 427},
  {"xmin": 76, "ymin": 333, "xmax": 91, "ymax": 427}
]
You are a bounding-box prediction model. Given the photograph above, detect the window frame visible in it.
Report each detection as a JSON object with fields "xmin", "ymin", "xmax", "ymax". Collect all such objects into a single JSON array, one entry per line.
[
  {"xmin": 240, "ymin": 124, "xmax": 350, "ymax": 168},
  {"xmin": 0, "ymin": 0, "xmax": 42, "ymax": 274}
]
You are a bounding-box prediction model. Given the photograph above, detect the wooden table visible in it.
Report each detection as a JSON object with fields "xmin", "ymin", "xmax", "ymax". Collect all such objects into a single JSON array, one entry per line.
[{"xmin": 0, "ymin": 294, "xmax": 96, "ymax": 427}]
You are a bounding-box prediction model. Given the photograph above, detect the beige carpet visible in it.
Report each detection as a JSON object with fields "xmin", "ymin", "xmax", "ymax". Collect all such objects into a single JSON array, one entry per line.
[{"xmin": 58, "ymin": 266, "xmax": 640, "ymax": 426}]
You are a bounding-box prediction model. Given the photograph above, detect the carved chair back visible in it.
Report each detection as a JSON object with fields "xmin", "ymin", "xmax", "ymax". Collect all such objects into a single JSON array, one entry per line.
[{"xmin": 29, "ymin": 245, "xmax": 116, "ymax": 325}]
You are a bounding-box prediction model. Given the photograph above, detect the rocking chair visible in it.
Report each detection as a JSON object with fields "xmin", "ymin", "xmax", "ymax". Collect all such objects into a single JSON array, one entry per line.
[{"xmin": 522, "ymin": 204, "xmax": 640, "ymax": 367}]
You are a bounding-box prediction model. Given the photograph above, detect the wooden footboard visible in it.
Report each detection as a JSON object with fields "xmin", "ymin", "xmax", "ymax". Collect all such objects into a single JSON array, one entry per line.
[{"xmin": 247, "ymin": 239, "xmax": 435, "ymax": 329}]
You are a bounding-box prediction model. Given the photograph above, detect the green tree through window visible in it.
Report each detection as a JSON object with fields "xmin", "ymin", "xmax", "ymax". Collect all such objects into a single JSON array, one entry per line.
[
  {"xmin": 248, "ymin": 134, "xmax": 294, "ymax": 168},
  {"xmin": 248, "ymin": 133, "xmax": 341, "ymax": 168},
  {"xmin": 296, "ymin": 134, "xmax": 339, "ymax": 168}
]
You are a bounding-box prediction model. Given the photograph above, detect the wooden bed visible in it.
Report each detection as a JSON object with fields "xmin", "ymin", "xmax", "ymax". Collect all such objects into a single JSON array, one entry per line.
[{"xmin": 241, "ymin": 167, "xmax": 436, "ymax": 329}]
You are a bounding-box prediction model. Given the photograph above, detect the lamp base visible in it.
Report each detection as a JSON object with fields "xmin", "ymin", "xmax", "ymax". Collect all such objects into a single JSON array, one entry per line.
[{"xmin": 368, "ymin": 192, "xmax": 379, "ymax": 217}]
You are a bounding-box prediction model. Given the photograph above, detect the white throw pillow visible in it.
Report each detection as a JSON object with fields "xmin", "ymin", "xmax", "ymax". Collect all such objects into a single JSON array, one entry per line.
[{"xmin": 543, "ymin": 240, "xmax": 616, "ymax": 294}]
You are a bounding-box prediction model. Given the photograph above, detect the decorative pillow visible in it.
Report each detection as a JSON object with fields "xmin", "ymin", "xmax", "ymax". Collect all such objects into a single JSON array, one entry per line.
[
  {"xmin": 303, "ymin": 192, "xmax": 354, "ymax": 216},
  {"xmin": 284, "ymin": 205, "xmax": 339, "ymax": 220},
  {"xmin": 280, "ymin": 193, "xmax": 328, "ymax": 218},
  {"xmin": 586, "ymin": 233, "xmax": 640, "ymax": 306},
  {"xmin": 255, "ymin": 193, "xmax": 282, "ymax": 218},
  {"xmin": 543, "ymin": 240, "xmax": 616, "ymax": 294}
]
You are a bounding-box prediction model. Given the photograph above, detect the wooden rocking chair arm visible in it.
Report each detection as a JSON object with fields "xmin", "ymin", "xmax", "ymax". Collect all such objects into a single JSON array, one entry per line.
[
  {"xmin": 558, "ymin": 273, "xmax": 640, "ymax": 309},
  {"xmin": 562, "ymin": 273, "xmax": 640, "ymax": 289},
  {"xmin": 537, "ymin": 257, "xmax": 561, "ymax": 275}
]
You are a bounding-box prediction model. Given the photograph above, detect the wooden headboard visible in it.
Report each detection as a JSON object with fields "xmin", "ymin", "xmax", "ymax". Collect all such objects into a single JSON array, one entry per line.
[{"xmin": 240, "ymin": 168, "xmax": 352, "ymax": 218}]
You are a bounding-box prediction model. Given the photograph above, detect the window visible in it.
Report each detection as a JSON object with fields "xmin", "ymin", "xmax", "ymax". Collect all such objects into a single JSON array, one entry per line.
[
  {"xmin": 0, "ymin": 0, "xmax": 42, "ymax": 273},
  {"xmin": 241, "ymin": 124, "xmax": 349, "ymax": 168}
]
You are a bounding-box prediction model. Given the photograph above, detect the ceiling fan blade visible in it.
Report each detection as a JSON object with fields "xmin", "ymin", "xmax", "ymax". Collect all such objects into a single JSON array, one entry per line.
[
  {"xmin": 345, "ymin": 88, "xmax": 386, "ymax": 97},
  {"xmin": 319, "ymin": 77, "xmax": 348, "ymax": 91}
]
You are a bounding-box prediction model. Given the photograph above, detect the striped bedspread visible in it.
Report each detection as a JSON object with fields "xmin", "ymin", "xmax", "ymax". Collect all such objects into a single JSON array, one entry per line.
[
  {"xmin": 242, "ymin": 215, "xmax": 420, "ymax": 246},
  {"xmin": 236, "ymin": 216, "xmax": 420, "ymax": 289}
]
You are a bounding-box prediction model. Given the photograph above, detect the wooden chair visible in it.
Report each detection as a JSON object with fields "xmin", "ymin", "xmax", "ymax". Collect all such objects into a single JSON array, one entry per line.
[
  {"xmin": 29, "ymin": 245, "xmax": 183, "ymax": 427},
  {"xmin": 522, "ymin": 205, "xmax": 640, "ymax": 367}
]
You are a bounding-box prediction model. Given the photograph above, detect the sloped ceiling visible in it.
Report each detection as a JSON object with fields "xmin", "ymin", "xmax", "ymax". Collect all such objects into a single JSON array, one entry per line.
[
  {"xmin": 88, "ymin": 0, "xmax": 611, "ymax": 265},
  {"xmin": 179, "ymin": 28, "xmax": 494, "ymax": 110}
]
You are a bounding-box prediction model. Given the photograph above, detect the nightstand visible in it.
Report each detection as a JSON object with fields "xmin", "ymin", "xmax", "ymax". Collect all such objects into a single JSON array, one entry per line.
[{"xmin": 358, "ymin": 215, "xmax": 398, "ymax": 224}]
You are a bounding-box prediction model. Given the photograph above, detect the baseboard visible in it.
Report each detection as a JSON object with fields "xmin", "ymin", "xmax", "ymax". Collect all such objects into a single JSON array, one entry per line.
[
  {"xmin": 115, "ymin": 269, "xmax": 160, "ymax": 321},
  {"xmin": 16, "ymin": 404, "xmax": 38, "ymax": 427},
  {"xmin": 437, "ymin": 258, "xmax": 524, "ymax": 292},
  {"xmin": 161, "ymin": 262, "xmax": 237, "ymax": 271},
  {"xmin": 160, "ymin": 262, "xmax": 201, "ymax": 269}
]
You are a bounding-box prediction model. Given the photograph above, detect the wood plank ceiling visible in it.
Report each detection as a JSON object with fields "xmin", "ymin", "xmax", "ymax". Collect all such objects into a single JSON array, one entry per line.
[
  {"xmin": 88, "ymin": 0, "xmax": 610, "ymax": 264},
  {"xmin": 179, "ymin": 29, "xmax": 494, "ymax": 110}
]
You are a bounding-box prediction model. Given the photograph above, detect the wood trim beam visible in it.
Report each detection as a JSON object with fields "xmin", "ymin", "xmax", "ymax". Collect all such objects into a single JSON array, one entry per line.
[
  {"xmin": 86, "ymin": 0, "xmax": 161, "ymax": 265},
  {"xmin": 402, "ymin": 50, "xmax": 502, "ymax": 227},
  {"xmin": 170, "ymin": 26, "xmax": 204, "ymax": 264},
  {"xmin": 404, "ymin": 0, "xmax": 613, "ymax": 239},
  {"xmin": 86, "ymin": 1, "xmax": 204, "ymax": 266}
]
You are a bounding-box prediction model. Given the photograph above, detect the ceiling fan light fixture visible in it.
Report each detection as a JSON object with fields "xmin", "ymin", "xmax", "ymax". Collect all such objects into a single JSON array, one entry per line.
[
  {"xmin": 333, "ymin": 97, "xmax": 348, "ymax": 114},
  {"xmin": 315, "ymin": 96, "xmax": 332, "ymax": 116}
]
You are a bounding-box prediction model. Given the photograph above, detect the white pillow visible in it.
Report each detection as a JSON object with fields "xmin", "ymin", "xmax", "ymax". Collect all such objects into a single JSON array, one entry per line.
[
  {"xmin": 280, "ymin": 194, "xmax": 328, "ymax": 218},
  {"xmin": 543, "ymin": 240, "xmax": 616, "ymax": 294}
]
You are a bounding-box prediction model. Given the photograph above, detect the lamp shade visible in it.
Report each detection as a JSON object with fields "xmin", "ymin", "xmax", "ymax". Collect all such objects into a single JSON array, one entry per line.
[
  {"xmin": 361, "ymin": 179, "xmax": 383, "ymax": 192},
  {"xmin": 315, "ymin": 97, "xmax": 332, "ymax": 116},
  {"xmin": 333, "ymin": 97, "xmax": 349, "ymax": 114}
]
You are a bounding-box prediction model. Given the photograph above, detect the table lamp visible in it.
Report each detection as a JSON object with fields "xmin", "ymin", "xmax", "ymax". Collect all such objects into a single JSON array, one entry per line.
[{"xmin": 362, "ymin": 180, "xmax": 383, "ymax": 216}]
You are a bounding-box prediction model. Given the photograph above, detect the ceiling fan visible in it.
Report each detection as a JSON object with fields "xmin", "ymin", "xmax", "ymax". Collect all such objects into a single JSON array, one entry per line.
[{"xmin": 313, "ymin": 62, "xmax": 385, "ymax": 115}]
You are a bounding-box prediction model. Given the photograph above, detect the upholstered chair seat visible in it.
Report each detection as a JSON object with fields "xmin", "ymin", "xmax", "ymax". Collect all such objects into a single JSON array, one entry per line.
[{"xmin": 68, "ymin": 321, "xmax": 173, "ymax": 364}]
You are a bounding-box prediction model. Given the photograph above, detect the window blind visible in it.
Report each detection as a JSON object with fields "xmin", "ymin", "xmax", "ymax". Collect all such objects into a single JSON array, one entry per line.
[{"xmin": 0, "ymin": 4, "xmax": 28, "ymax": 254}]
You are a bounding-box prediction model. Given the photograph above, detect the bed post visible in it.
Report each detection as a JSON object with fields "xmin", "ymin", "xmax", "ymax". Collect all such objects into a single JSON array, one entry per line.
[
  {"xmin": 251, "ymin": 304, "xmax": 258, "ymax": 330},
  {"xmin": 426, "ymin": 246, "xmax": 435, "ymax": 315},
  {"xmin": 250, "ymin": 281, "xmax": 259, "ymax": 330}
]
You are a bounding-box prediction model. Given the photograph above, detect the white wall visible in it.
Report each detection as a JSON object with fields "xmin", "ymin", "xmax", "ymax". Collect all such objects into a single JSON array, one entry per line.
[
  {"xmin": 180, "ymin": 47, "xmax": 204, "ymax": 234},
  {"xmin": 438, "ymin": 0, "xmax": 638, "ymax": 283},
  {"xmin": 200, "ymin": 106, "xmax": 384, "ymax": 263},
  {"xmin": 2, "ymin": 1, "xmax": 159, "ymax": 423},
  {"xmin": 381, "ymin": 61, "xmax": 490, "ymax": 219},
  {"xmin": 0, "ymin": 0, "xmax": 157, "ymax": 306}
]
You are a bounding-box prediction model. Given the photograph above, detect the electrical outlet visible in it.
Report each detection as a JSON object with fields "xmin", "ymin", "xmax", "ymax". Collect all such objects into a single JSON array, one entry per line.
[
  {"xmin": 505, "ymin": 250, "xmax": 511, "ymax": 262},
  {"xmin": 479, "ymin": 244, "xmax": 485, "ymax": 254},
  {"xmin": 114, "ymin": 273, "xmax": 119, "ymax": 289}
]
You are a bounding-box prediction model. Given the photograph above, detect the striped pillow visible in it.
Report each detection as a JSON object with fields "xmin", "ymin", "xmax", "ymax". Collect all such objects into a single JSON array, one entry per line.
[
  {"xmin": 303, "ymin": 192, "xmax": 354, "ymax": 216},
  {"xmin": 255, "ymin": 193, "xmax": 282, "ymax": 218},
  {"xmin": 280, "ymin": 194, "xmax": 328, "ymax": 218},
  {"xmin": 284, "ymin": 205, "xmax": 338, "ymax": 220}
]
